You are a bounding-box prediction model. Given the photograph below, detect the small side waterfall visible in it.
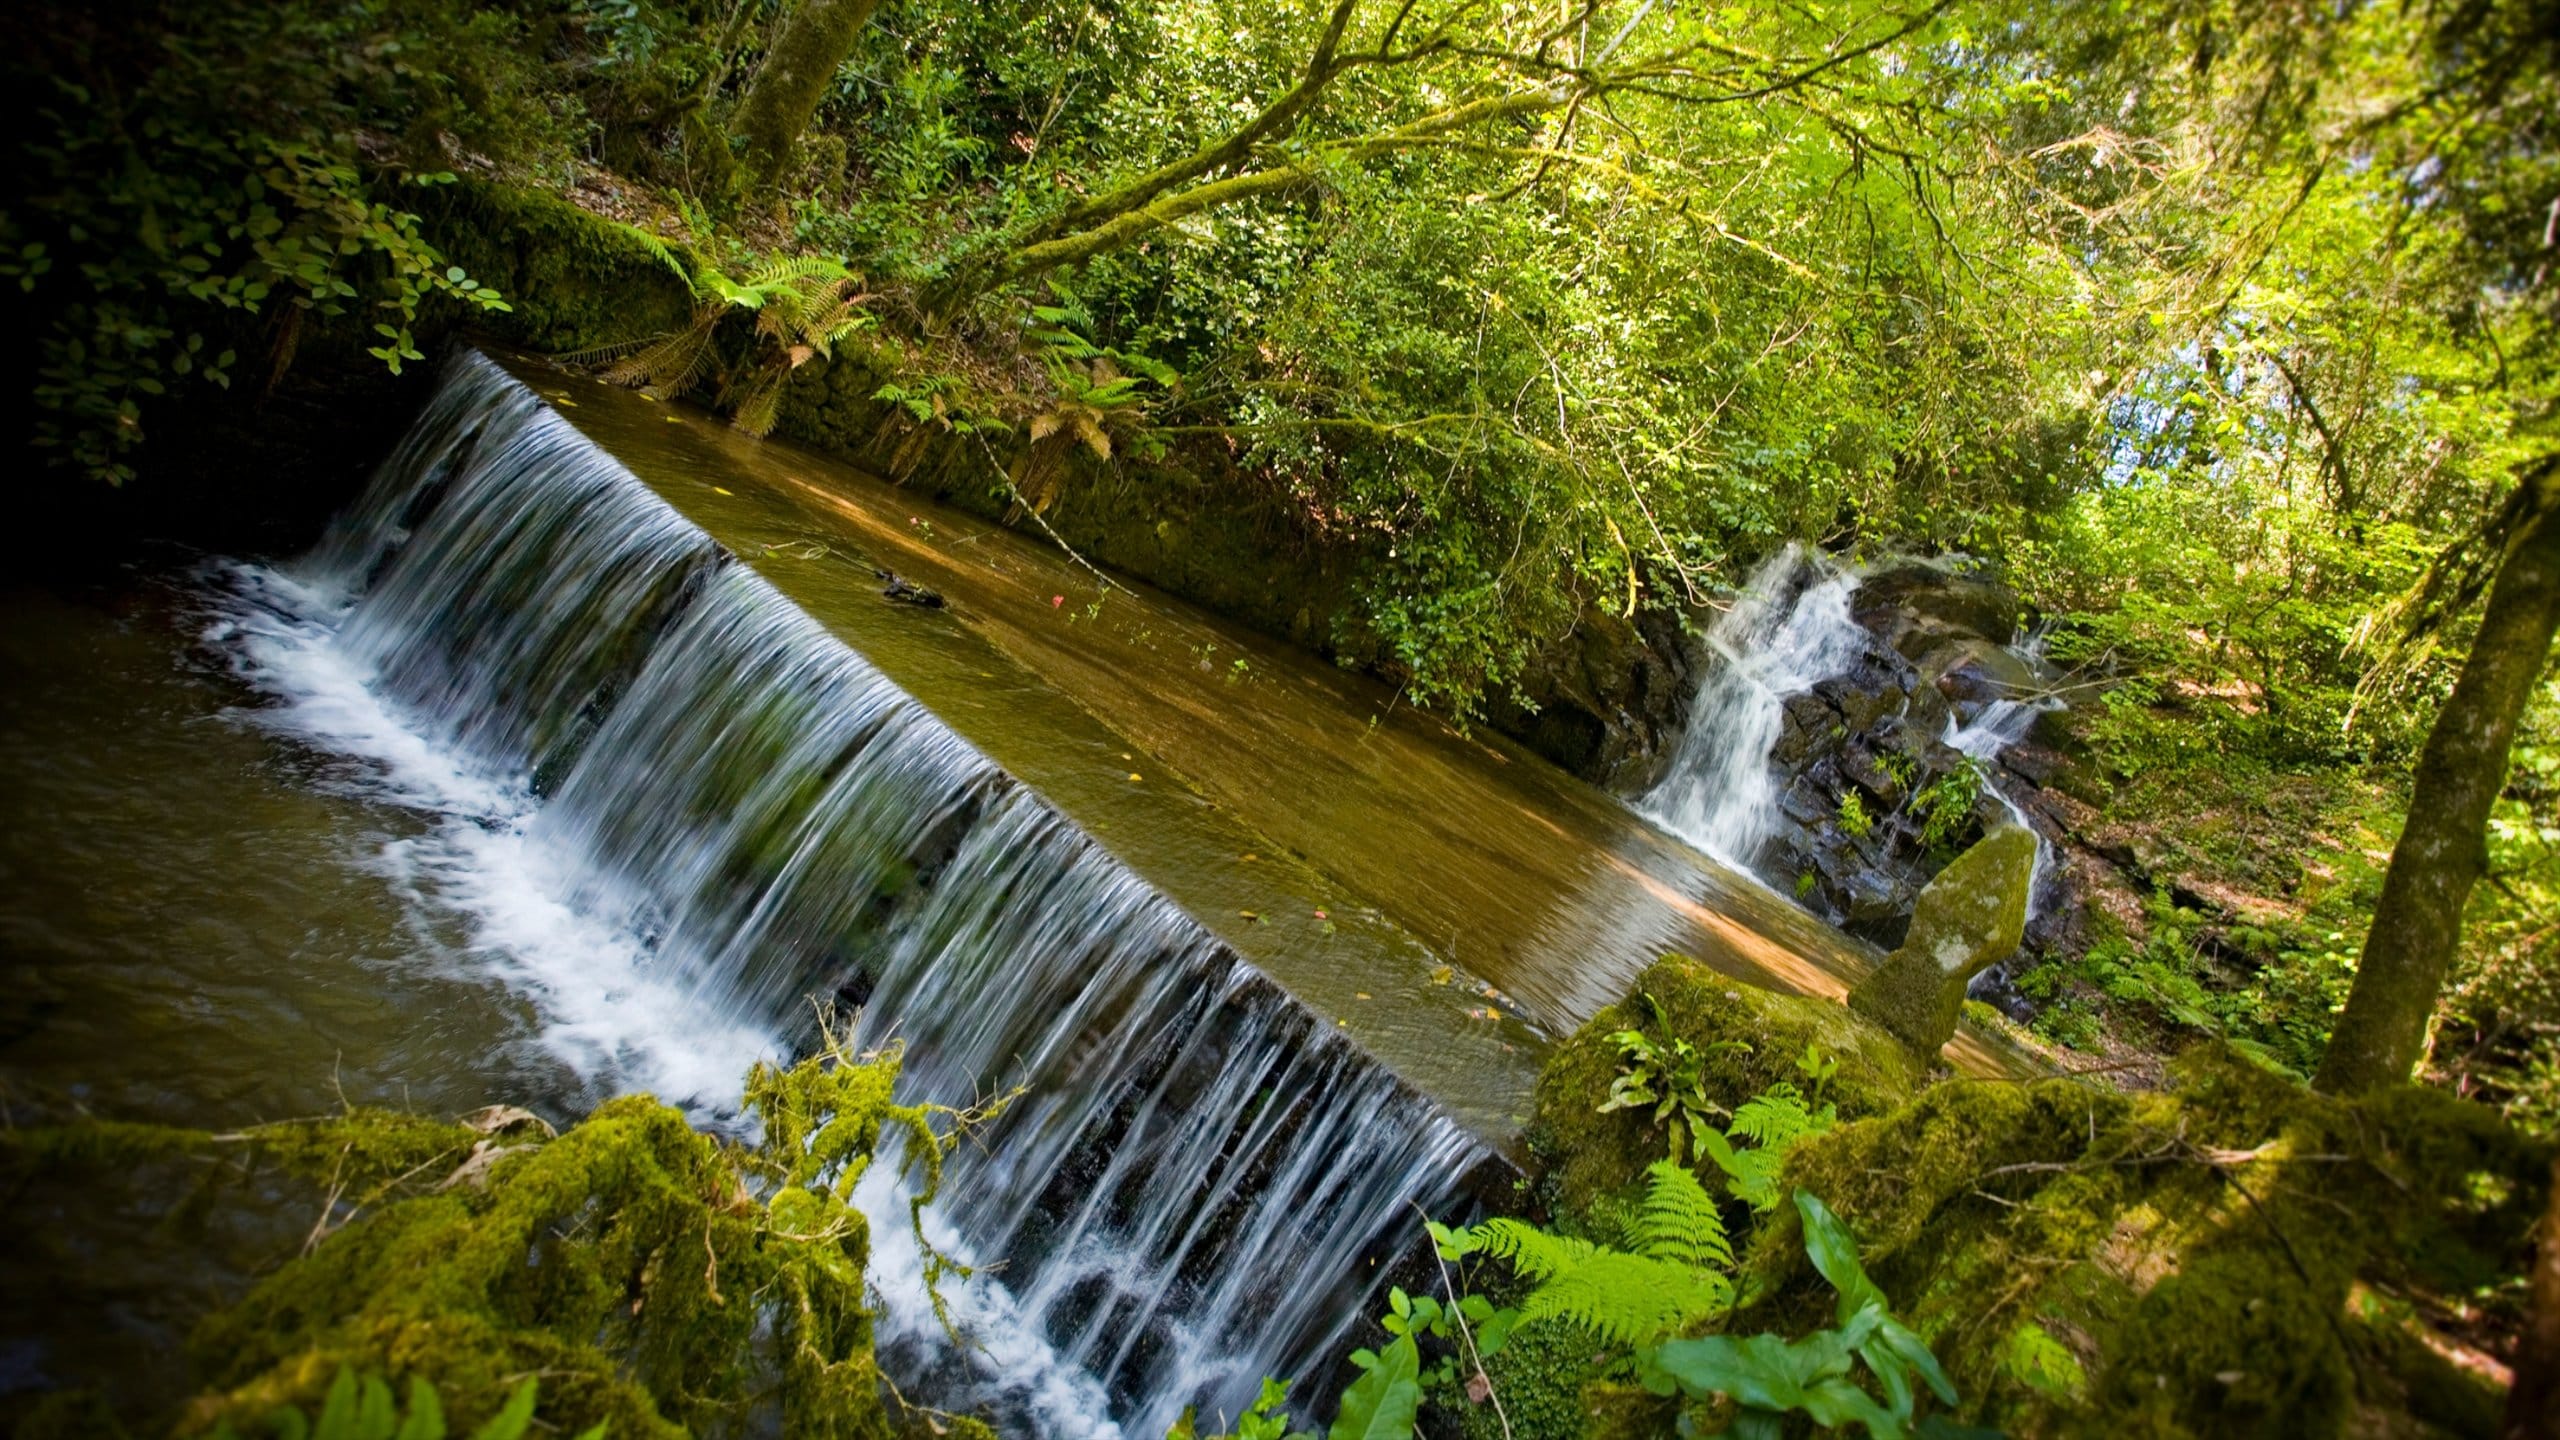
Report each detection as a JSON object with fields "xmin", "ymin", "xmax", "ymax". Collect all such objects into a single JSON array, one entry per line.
[
  {"xmin": 1942, "ymin": 634, "xmax": 2063, "ymax": 912},
  {"xmin": 1642, "ymin": 550, "xmax": 2060, "ymax": 930},
  {"xmin": 1641, "ymin": 547, "xmax": 1870, "ymax": 867},
  {"xmin": 234, "ymin": 352, "xmax": 1483, "ymax": 1438}
]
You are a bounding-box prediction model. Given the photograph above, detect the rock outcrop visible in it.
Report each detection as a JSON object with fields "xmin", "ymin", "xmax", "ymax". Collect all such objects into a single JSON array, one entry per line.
[
  {"xmin": 1848, "ymin": 824, "xmax": 2038, "ymax": 1055},
  {"xmin": 1731, "ymin": 557, "xmax": 2069, "ymax": 950}
]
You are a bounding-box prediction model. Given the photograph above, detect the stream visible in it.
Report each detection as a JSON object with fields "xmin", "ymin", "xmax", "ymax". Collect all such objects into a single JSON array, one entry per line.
[{"xmin": 1, "ymin": 349, "xmax": 1898, "ymax": 1436}]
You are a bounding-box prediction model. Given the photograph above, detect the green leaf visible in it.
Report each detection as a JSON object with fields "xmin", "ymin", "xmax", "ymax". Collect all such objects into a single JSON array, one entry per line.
[
  {"xmin": 469, "ymin": 1380, "xmax": 538, "ymax": 1440},
  {"xmin": 315, "ymin": 1370, "xmax": 361, "ymax": 1440},
  {"xmin": 1794, "ymin": 1189, "xmax": 1885, "ymax": 1321},
  {"xmin": 395, "ymin": 1378, "xmax": 446, "ymax": 1440},
  {"xmin": 1327, "ymin": 1334, "xmax": 1421, "ymax": 1440}
]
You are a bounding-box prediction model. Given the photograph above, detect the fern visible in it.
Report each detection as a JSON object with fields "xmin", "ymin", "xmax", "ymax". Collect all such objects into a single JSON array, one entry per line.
[
  {"xmin": 1697, "ymin": 1066, "xmax": 1839, "ymax": 1212},
  {"xmin": 1727, "ymin": 1081, "xmax": 1832, "ymax": 1148},
  {"xmin": 1459, "ymin": 1159, "xmax": 1734, "ymax": 1346},
  {"xmin": 1633, "ymin": 1158, "xmax": 1733, "ymax": 1272},
  {"xmin": 1513, "ymin": 1251, "xmax": 1729, "ymax": 1346},
  {"xmin": 609, "ymin": 221, "xmax": 693, "ymax": 292}
]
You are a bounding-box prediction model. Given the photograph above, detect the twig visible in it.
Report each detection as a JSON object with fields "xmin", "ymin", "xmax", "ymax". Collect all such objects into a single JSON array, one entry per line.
[
  {"xmin": 1410, "ymin": 1200, "xmax": 1513, "ymax": 1440},
  {"xmin": 966, "ymin": 427, "xmax": 1120, "ymax": 595}
]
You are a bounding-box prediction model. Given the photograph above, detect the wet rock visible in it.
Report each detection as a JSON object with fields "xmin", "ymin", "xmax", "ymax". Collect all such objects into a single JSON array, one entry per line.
[
  {"xmin": 1921, "ymin": 637, "xmax": 2039, "ymax": 707},
  {"xmin": 1997, "ymin": 740, "xmax": 2068, "ymax": 789},
  {"xmin": 1491, "ymin": 600, "xmax": 1715, "ymax": 790},
  {"xmin": 1772, "ymin": 691, "xmax": 1844, "ymax": 768},
  {"xmin": 1848, "ymin": 825, "xmax": 2037, "ymax": 1055},
  {"xmin": 1853, "ymin": 560, "xmax": 2021, "ymax": 649},
  {"xmin": 1813, "ymin": 665, "xmax": 1911, "ymax": 734}
]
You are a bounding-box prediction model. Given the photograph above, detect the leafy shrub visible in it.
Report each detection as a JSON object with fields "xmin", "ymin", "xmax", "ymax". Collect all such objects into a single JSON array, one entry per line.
[{"xmin": 1637, "ymin": 1191, "xmax": 1958, "ymax": 1440}]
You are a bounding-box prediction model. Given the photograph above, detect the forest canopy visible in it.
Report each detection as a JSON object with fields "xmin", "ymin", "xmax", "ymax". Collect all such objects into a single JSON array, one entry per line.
[{"xmin": 1, "ymin": 0, "xmax": 2553, "ymax": 1114}]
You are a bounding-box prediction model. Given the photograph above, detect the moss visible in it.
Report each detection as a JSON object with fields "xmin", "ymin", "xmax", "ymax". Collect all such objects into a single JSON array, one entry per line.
[
  {"xmin": 410, "ymin": 179, "xmax": 698, "ymax": 356},
  {"xmin": 1696, "ymin": 1043, "xmax": 2549, "ymax": 1439},
  {"xmin": 1456, "ymin": 1320, "xmax": 1608, "ymax": 1440},
  {"xmin": 20, "ymin": 1036, "xmax": 986, "ymax": 1440},
  {"xmin": 1573, "ymin": 1379, "xmax": 1678, "ymax": 1440},
  {"xmin": 1848, "ymin": 825, "xmax": 2037, "ymax": 1055},
  {"xmin": 1525, "ymin": 954, "xmax": 1922, "ymax": 1224}
]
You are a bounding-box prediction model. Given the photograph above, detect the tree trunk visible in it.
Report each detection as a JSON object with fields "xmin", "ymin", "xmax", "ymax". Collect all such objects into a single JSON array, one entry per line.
[
  {"xmin": 2314, "ymin": 466, "xmax": 2560, "ymax": 1094},
  {"xmin": 732, "ymin": 0, "xmax": 880, "ymax": 189},
  {"xmin": 2506, "ymin": 1153, "xmax": 2560, "ymax": 1440}
]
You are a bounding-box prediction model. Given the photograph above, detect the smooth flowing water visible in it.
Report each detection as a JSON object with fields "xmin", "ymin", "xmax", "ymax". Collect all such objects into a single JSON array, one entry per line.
[
  {"xmin": 1, "ymin": 349, "xmax": 1979, "ymax": 1433},
  {"xmin": 1642, "ymin": 547, "xmax": 1870, "ymax": 867}
]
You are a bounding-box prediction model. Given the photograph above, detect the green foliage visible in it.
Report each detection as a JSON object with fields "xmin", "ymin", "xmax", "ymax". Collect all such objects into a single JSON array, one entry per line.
[
  {"xmin": 1909, "ymin": 759, "xmax": 1985, "ymax": 855},
  {"xmin": 1447, "ymin": 1159, "xmax": 1734, "ymax": 1347},
  {"xmin": 8, "ymin": 113, "xmax": 506, "ymax": 484},
  {"xmin": 1839, "ymin": 790, "xmax": 1876, "ymax": 841},
  {"xmin": 1694, "ymin": 1047, "xmax": 1842, "ymax": 1212},
  {"xmin": 11, "ymin": 1023, "xmax": 998, "ymax": 1439},
  {"xmin": 209, "ymin": 1369, "xmax": 600, "ymax": 1440},
  {"xmin": 1639, "ymin": 1191, "xmax": 1957, "ymax": 1440},
  {"xmin": 1594, "ymin": 994, "xmax": 1750, "ymax": 1161},
  {"xmin": 1328, "ymin": 1336, "xmax": 1422, "ymax": 1440},
  {"xmin": 594, "ymin": 248, "xmax": 873, "ymax": 436}
]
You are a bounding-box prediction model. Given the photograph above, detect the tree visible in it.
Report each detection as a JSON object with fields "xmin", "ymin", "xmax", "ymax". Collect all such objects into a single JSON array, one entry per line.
[
  {"xmin": 927, "ymin": 0, "xmax": 1964, "ymax": 308},
  {"xmin": 2283, "ymin": 0, "xmax": 2560, "ymax": 1093},
  {"xmin": 2316, "ymin": 471, "xmax": 2560, "ymax": 1091},
  {"xmin": 732, "ymin": 0, "xmax": 883, "ymax": 188}
]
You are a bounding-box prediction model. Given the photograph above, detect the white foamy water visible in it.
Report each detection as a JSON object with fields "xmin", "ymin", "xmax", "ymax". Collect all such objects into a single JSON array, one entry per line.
[
  {"xmin": 169, "ymin": 351, "xmax": 1478, "ymax": 1439},
  {"xmin": 201, "ymin": 559, "xmax": 783, "ymax": 1115},
  {"xmin": 1643, "ymin": 546, "xmax": 1870, "ymax": 868}
]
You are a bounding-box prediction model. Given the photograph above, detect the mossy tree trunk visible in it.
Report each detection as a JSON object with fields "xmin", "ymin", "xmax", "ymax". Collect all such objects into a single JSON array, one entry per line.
[
  {"xmin": 2314, "ymin": 462, "xmax": 2560, "ymax": 1094},
  {"xmin": 732, "ymin": 0, "xmax": 881, "ymax": 190}
]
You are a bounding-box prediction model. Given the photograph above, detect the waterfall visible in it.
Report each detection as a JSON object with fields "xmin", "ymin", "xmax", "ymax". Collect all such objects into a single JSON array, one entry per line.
[
  {"xmin": 1942, "ymin": 633, "xmax": 2063, "ymax": 916},
  {"xmin": 1641, "ymin": 546, "xmax": 1870, "ymax": 868},
  {"xmin": 1643, "ymin": 553, "xmax": 2060, "ymax": 926},
  {"xmin": 220, "ymin": 352, "xmax": 1482, "ymax": 1439}
]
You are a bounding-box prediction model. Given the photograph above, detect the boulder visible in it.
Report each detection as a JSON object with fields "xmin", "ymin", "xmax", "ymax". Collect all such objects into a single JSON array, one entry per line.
[
  {"xmin": 1919, "ymin": 636, "xmax": 2041, "ymax": 707},
  {"xmin": 1528, "ymin": 953, "xmax": 1923, "ymax": 1217},
  {"xmin": 1848, "ymin": 825, "xmax": 2037, "ymax": 1056},
  {"xmin": 1852, "ymin": 560, "xmax": 2022, "ymax": 648}
]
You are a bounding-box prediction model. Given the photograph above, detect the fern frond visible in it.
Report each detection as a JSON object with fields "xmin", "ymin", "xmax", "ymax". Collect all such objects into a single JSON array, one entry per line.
[
  {"xmin": 725, "ymin": 363, "xmax": 789, "ymax": 438},
  {"xmin": 551, "ymin": 333, "xmax": 663, "ymax": 369},
  {"xmin": 600, "ymin": 309, "xmax": 719, "ymax": 393},
  {"xmin": 1634, "ymin": 1159, "xmax": 1733, "ymax": 1272},
  {"xmin": 1517, "ymin": 1252, "xmax": 1732, "ymax": 1346},
  {"xmin": 1695, "ymin": 1126, "xmax": 1788, "ymax": 1212},
  {"xmin": 742, "ymin": 254, "xmax": 852, "ymax": 293},
  {"xmin": 1728, "ymin": 1083, "xmax": 1820, "ymax": 1147},
  {"xmin": 613, "ymin": 222, "xmax": 694, "ymax": 291},
  {"xmin": 1469, "ymin": 1220, "xmax": 1599, "ymax": 1283}
]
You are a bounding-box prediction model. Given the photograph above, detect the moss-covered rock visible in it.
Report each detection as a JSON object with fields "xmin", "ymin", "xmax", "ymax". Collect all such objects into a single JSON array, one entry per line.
[
  {"xmin": 412, "ymin": 180, "xmax": 697, "ymax": 356},
  {"xmin": 1725, "ymin": 1046, "xmax": 2548, "ymax": 1440},
  {"xmin": 1526, "ymin": 954, "xmax": 1922, "ymax": 1224},
  {"xmin": 1848, "ymin": 825, "xmax": 2036, "ymax": 1056}
]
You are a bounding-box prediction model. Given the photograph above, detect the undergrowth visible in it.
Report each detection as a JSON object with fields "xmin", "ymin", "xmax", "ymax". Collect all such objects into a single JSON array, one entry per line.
[{"xmin": 2, "ymin": 1015, "xmax": 1006, "ymax": 1440}]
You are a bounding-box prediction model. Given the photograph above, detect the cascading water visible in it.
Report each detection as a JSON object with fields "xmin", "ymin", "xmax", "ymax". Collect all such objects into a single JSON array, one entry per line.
[
  {"xmin": 217, "ymin": 351, "xmax": 1482, "ymax": 1439},
  {"xmin": 1942, "ymin": 633, "xmax": 2063, "ymax": 913},
  {"xmin": 1641, "ymin": 547, "xmax": 1871, "ymax": 868},
  {"xmin": 1642, "ymin": 551, "xmax": 2059, "ymax": 932}
]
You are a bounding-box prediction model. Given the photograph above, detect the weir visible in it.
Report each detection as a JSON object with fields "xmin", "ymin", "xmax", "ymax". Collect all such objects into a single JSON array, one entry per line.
[{"xmin": 286, "ymin": 348, "xmax": 1894, "ymax": 1434}]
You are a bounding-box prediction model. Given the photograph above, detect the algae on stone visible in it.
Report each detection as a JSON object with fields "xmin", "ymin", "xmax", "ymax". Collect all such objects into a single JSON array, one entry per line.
[
  {"xmin": 1848, "ymin": 824, "xmax": 2036, "ymax": 1055},
  {"xmin": 5, "ymin": 1029, "xmax": 995, "ymax": 1440}
]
